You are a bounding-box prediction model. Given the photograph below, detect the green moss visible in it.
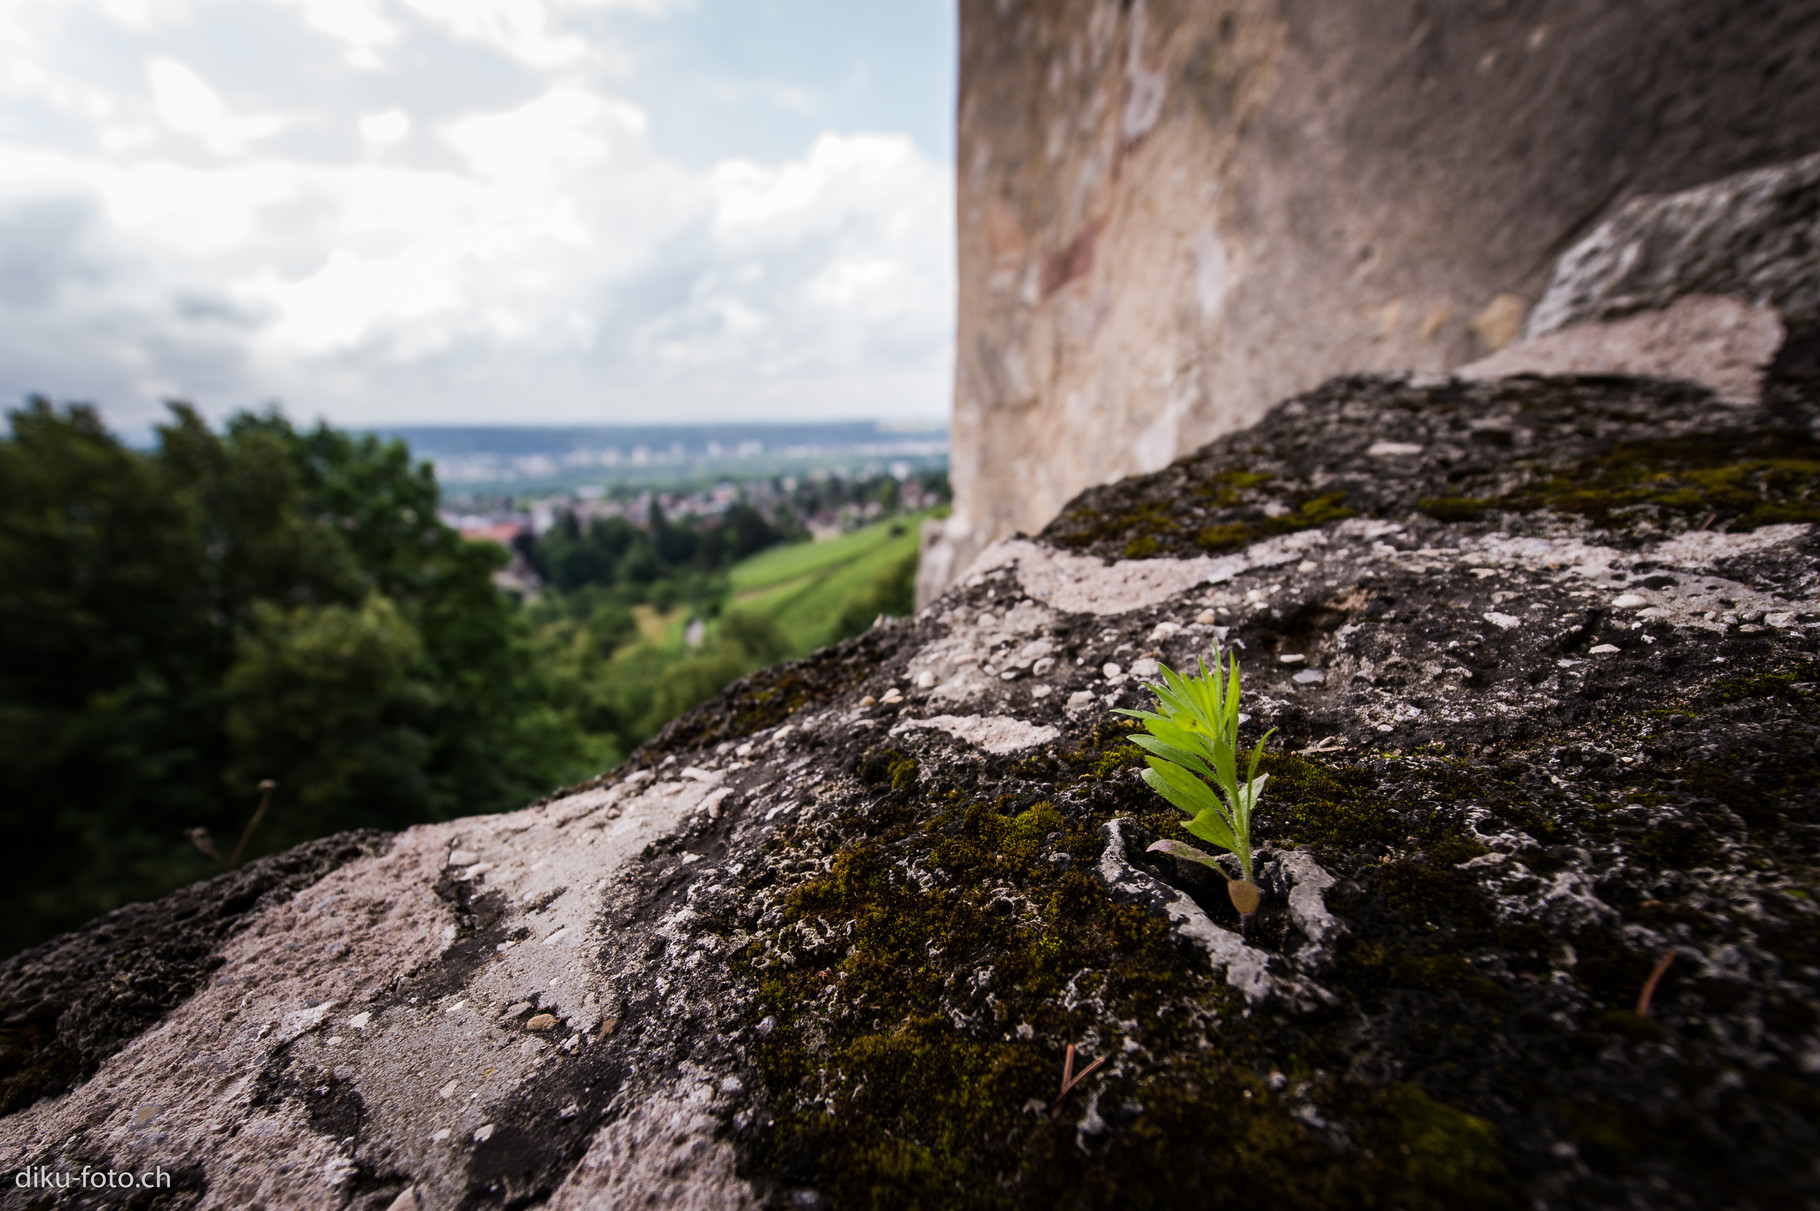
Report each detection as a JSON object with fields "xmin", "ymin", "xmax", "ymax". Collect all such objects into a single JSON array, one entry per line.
[
  {"xmin": 1418, "ymin": 496, "xmax": 1489, "ymax": 522},
  {"xmin": 1426, "ymin": 835, "xmax": 1489, "ymax": 866},
  {"xmin": 741, "ymin": 770, "xmax": 1518, "ymax": 1209},
  {"xmin": 1348, "ymin": 1084, "xmax": 1512, "ymax": 1207},
  {"xmin": 858, "ymin": 747, "xmax": 921, "ymax": 792},
  {"xmin": 1711, "ymin": 660, "xmax": 1819, "ymax": 706},
  {"xmin": 1253, "ymin": 753, "xmax": 1399, "ymax": 849},
  {"xmin": 1005, "ymin": 801, "xmax": 1064, "ymax": 849},
  {"xmin": 1194, "ymin": 521, "xmax": 1259, "ymax": 551},
  {"xmin": 1050, "ymin": 501, "xmax": 1177, "ymax": 555},
  {"xmin": 1123, "ymin": 535, "xmax": 1161, "ymax": 559},
  {"xmin": 1193, "ymin": 492, "xmax": 1359, "ymax": 554},
  {"xmin": 728, "ymin": 623, "xmax": 1819, "ymax": 1205},
  {"xmin": 1278, "ymin": 491, "xmax": 1358, "ymax": 531},
  {"xmin": 1198, "ymin": 468, "xmax": 1277, "ymax": 503},
  {"xmin": 1047, "ymin": 469, "xmax": 1355, "ymax": 560},
  {"xmin": 1059, "ymin": 720, "xmax": 1146, "ymax": 781},
  {"xmin": 1495, "ymin": 430, "xmax": 1820, "ymax": 531},
  {"xmin": 1374, "ymin": 861, "xmax": 1495, "ymax": 932}
]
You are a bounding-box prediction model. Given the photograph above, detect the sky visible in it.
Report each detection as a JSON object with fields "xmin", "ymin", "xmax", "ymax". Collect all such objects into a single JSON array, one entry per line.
[{"xmin": 0, "ymin": 0, "xmax": 957, "ymax": 434}]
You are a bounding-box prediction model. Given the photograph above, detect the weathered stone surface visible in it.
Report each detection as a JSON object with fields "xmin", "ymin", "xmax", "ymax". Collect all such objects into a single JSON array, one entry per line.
[
  {"xmin": 923, "ymin": 0, "xmax": 1820, "ymax": 603},
  {"xmin": 1459, "ymin": 294, "xmax": 1785, "ymax": 406},
  {"xmin": 1526, "ymin": 151, "xmax": 1820, "ymax": 337},
  {"xmin": 1455, "ymin": 153, "xmax": 1820, "ymax": 404},
  {"xmin": 5, "ymin": 363, "xmax": 1819, "ymax": 1208},
  {"xmin": 0, "ymin": 832, "xmax": 389, "ymax": 1119}
]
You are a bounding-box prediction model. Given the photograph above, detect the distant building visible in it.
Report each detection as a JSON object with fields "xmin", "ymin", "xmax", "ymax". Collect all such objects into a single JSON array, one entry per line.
[{"xmin": 459, "ymin": 521, "xmax": 528, "ymax": 547}]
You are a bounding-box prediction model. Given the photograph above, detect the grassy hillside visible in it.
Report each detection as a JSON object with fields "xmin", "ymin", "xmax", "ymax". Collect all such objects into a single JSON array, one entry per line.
[{"xmin": 729, "ymin": 515, "xmax": 923, "ymax": 655}]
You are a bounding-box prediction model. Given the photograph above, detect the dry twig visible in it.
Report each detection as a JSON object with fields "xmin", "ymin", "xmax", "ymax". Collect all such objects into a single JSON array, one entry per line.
[
  {"xmin": 1636, "ymin": 948, "xmax": 1678, "ymax": 1019},
  {"xmin": 1050, "ymin": 1043, "xmax": 1107, "ymax": 1120},
  {"xmin": 227, "ymin": 779, "xmax": 277, "ymax": 870}
]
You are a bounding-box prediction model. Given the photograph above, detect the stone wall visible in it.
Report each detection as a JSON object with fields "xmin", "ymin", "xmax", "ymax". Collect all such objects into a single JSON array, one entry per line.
[
  {"xmin": 8, "ymin": 363, "xmax": 1819, "ymax": 1209},
  {"xmin": 922, "ymin": 0, "xmax": 1820, "ymax": 602}
]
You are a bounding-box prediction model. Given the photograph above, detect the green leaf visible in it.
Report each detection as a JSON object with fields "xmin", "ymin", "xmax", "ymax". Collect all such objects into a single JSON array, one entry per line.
[
  {"xmin": 1235, "ymin": 774, "xmax": 1268, "ymax": 832},
  {"xmin": 1140, "ymin": 761, "xmax": 1223, "ymax": 818},
  {"xmin": 1147, "ymin": 838, "xmax": 1230, "ymax": 875},
  {"xmin": 1143, "ymin": 715, "xmax": 1220, "ymax": 761},
  {"xmin": 1126, "ymin": 638, "xmax": 1273, "ymax": 887},
  {"xmin": 1128, "ymin": 733, "xmax": 1217, "ymax": 781},
  {"xmin": 1186, "ymin": 807, "xmax": 1240, "ymax": 853}
]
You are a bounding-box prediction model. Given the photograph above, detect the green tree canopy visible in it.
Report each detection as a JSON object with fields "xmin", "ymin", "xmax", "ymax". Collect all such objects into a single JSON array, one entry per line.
[{"xmin": 0, "ymin": 400, "xmax": 595, "ymax": 955}]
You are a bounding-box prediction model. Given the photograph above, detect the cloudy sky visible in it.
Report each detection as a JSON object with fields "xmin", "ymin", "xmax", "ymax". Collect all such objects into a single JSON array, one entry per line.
[{"xmin": 0, "ymin": 0, "xmax": 956, "ymax": 433}]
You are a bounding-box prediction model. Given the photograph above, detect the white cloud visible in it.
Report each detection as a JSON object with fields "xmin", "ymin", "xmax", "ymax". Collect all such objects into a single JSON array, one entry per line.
[
  {"xmin": 0, "ymin": 0, "xmax": 955, "ymax": 428},
  {"xmin": 271, "ymin": 0, "xmax": 398, "ymax": 67},
  {"xmin": 358, "ymin": 109, "xmax": 411, "ymax": 148},
  {"xmin": 398, "ymin": 0, "xmax": 589, "ymax": 69},
  {"xmin": 147, "ymin": 58, "xmax": 286, "ymax": 155}
]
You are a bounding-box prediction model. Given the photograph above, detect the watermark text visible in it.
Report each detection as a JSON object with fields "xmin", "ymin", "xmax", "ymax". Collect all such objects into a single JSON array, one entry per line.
[{"xmin": 14, "ymin": 1165, "xmax": 171, "ymax": 1191}]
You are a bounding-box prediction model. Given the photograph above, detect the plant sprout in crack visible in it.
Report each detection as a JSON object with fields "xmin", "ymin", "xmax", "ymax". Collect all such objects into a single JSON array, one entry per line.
[{"xmin": 1118, "ymin": 642, "xmax": 1274, "ymax": 927}]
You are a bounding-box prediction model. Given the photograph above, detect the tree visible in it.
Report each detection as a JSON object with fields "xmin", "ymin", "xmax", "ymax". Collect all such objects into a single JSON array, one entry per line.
[{"xmin": 0, "ymin": 400, "xmax": 595, "ymax": 956}]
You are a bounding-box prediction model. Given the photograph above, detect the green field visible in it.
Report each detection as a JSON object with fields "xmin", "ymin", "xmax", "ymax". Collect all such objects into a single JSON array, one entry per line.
[{"xmin": 729, "ymin": 514, "xmax": 924, "ymax": 654}]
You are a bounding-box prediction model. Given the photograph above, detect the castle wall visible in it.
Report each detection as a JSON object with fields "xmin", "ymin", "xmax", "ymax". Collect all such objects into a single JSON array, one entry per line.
[{"xmin": 922, "ymin": 0, "xmax": 1820, "ymax": 601}]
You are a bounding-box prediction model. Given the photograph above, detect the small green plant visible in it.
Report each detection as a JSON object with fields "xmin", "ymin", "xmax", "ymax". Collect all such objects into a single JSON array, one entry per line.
[{"xmin": 1118, "ymin": 644, "xmax": 1273, "ymax": 921}]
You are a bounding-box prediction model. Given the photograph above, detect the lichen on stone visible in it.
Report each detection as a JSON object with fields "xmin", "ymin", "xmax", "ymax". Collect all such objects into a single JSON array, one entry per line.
[{"xmin": 4, "ymin": 370, "xmax": 1818, "ymax": 1209}]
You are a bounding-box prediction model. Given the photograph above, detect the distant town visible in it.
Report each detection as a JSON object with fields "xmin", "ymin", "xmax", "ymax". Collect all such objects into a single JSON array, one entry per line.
[
  {"xmin": 374, "ymin": 419, "xmax": 947, "ymax": 495},
  {"xmin": 392, "ymin": 420, "xmax": 950, "ymax": 596}
]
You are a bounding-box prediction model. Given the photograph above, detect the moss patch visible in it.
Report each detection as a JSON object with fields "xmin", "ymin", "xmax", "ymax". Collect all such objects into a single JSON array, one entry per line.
[
  {"xmin": 1417, "ymin": 496, "xmax": 1489, "ymax": 522},
  {"xmin": 734, "ymin": 754, "xmax": 1521, "ymax": 1210},
  {"xmin": 1495, "ymin": 430, "xmax": 1820, "ymax": 532},
  {"xmin": 1045, "ymin": 467, "xmax": 1357, "ymax": 562}
]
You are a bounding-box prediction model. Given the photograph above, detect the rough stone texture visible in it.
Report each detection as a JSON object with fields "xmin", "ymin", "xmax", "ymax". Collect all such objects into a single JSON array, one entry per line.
[
  {"xmin": 921, "ymin": 0, "xmax": 1820, "ymax": 604},
  {"xmin": 1526, "ymin": 151, "xmax": 1820, "ymax": 337},
  {"xmin": 1458, "ymin": 294, "xmax": 1785, "ymax": 406},
  {"xmin": 0, "ymin": 832, "xmax": 389, "ymax": 1119},
  {"xmin": 6, "ymin": 362, "xmax": 1820, "ymax": 1208}
]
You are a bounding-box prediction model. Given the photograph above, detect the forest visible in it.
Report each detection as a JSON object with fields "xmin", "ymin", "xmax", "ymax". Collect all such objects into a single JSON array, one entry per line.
[{"xmin": 0, "ymin": 400, "xmax": 934, "ymax": 956}]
